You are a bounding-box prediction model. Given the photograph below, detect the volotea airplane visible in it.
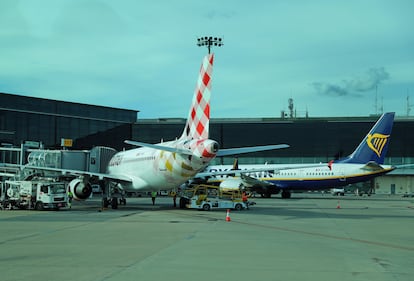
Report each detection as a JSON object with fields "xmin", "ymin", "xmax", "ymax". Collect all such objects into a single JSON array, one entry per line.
[
  {"xmin": 199, "ymin": 112, "xmax": 395, "ymax": 198},
  {"xmin": 23, "ymin": 48, "xmax": 289, "ymax": 207}
]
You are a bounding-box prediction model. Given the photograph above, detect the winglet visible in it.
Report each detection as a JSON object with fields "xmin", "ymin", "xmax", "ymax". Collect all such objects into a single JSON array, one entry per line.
[{"xmin": 232, "ymin": 157, "xmax": 239, "ymax": 170}]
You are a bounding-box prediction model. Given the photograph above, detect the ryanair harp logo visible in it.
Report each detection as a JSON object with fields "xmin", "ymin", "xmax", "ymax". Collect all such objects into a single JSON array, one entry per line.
[{"xmin": 366, "ymin": 133, "xmax": 389, "ymax": 157}]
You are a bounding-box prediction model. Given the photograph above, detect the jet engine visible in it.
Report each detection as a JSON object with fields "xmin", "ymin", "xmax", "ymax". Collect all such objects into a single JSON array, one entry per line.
[
  {"xmin": 68, "ymin": 178, "xmax": 93, "ymax": 200},
  {"xmin": 219, "ymin": 177, "xmax": 247, "ymax": 191}
]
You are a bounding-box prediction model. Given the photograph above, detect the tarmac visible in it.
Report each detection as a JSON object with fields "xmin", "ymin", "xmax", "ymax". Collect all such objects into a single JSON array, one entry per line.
[{"xmin": 1, "ymin": 193, "xmax": 413, "ymax": 281}]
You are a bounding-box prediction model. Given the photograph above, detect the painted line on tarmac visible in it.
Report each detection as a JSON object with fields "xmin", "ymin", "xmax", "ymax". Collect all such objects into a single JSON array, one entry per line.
[
  {"xmin": 167, "ymin": 209, "xmax": 414, "ymax": 252},
  {"xmin": 234, "ymin": 220, "xmax": 414, "ymax": 252}
]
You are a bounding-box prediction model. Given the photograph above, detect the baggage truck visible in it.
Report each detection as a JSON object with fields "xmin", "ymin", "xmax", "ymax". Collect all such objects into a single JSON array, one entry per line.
[{"xmin": 181, "ymin": 184, "xmax": 249, "ymax": 211}]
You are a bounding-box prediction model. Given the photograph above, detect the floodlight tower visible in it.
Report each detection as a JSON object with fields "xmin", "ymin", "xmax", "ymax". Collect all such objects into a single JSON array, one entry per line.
[{"xmin": 197, "ymin": 36, "xmax": 223, "ymax": 53}]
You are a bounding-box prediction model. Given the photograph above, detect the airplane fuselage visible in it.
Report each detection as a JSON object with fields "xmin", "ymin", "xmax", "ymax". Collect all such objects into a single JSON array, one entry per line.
[
  {"xmin": 107, "ymin": 138, "xmax": 218, "ymax": 191},
  {"xmin": 206, "ymin": 163, "xmax": 395, "ymax": 191}
]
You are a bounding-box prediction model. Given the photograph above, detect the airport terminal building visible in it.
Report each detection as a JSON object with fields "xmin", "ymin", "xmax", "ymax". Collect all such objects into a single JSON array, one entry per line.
[
  {"xmin": 1, "ymin": 92, "xmax": 413, "ymax": 195},
  {"xmin": 0, "ymin": 92, "xmax": 137, "ymax": 151}
]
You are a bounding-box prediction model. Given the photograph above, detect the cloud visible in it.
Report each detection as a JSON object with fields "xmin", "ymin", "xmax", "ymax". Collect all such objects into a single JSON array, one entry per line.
[
  {"xmin": 347, "ymin": 67, "xmax": 390, "ymax": 92},
  {"xmin": 313, "ymin": 67, "xmax": 390, "ymax": 97},
  {"xmin": 312, "ymin": 82, "xmax": 349, "ymax": 97}
]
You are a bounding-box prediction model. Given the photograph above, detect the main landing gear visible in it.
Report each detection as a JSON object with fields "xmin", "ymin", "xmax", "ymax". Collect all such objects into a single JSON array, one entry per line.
[
  {"xmin": 101, "ymin": 182, "xmax": 126, "ymax": 209},
  {"xmin": 102, "ymin": 197, "xmax": 126, "ymax": 209},
  {"xmin": 281, "ymin": 190, "xmax": 291, "ymax": 199}
]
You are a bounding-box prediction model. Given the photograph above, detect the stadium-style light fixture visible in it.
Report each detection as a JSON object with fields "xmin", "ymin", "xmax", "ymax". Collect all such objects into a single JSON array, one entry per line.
[{"xmin": 197, "ymin": 36, "xmax": 223, "ymax": 53}]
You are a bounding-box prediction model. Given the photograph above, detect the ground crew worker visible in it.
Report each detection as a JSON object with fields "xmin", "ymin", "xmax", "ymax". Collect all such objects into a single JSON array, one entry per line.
[
  {"xmin": 242, "ymin": 191, "xmax": 249, "ymax": 209},
  {"xmin": 170, "ymin": 191, "xmax": 177, "ymax": 207},
  {"xmin": 151, "ymin": 191, "xmax": 157, "ymax": 205},
  {"xmin": 67, "ymin": 190, "xmax": 73, "ymax": 209}
]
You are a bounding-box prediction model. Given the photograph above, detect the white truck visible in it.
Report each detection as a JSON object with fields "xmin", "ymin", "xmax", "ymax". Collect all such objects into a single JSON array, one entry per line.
[{"xmin": 1, "ymin": 180, "xmax": 68, "ymax": 210}]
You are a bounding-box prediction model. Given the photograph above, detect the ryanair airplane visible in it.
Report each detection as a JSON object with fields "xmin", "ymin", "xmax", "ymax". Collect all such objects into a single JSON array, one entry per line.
[{"xmin": 200, "ymin": 112, "xmax": 395, "ymax": 198}]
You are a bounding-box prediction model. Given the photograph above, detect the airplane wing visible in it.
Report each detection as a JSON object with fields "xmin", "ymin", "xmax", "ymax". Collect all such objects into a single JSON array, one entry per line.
[
  {"xmin": 216, "ymin": 144, "xmax": 289, "ymax": 157},
  {"xmin": 394, "ymin": 164, "xmax": 414, "ymax": 168},
  {"xmin": 240, "ymin": 173, "xmax": 277, "ymax": 187},
  {"xmin": 125, "ymin": 140, "xmax": 289, "ymax": 157},
  {"xmin": 124, "ymin": 140, "xmax": 193, "ymax": 155},
  {"xmin": 360, "ymin": 161, "xmax": 398, "ymax": 171},
  {"xmin": 22, "ymin": 165, "xmax": 133, "ymax": 183},
  {"xmin": 361, "ymin": 162, "xmax": 385, "ymax": 171}
]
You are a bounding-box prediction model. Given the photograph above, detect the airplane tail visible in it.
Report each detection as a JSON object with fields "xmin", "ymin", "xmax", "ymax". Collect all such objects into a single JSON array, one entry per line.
[
  {"xmin": 336, "ymin": 112, "xmax": 395, "ymax": 164},
  {"xmin": 180, "ymin": 53, "xmax": 214, "ymax": 140}
]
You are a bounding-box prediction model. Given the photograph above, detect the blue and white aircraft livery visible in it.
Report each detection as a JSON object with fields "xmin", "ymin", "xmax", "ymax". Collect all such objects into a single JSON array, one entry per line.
[{"xmin": 200, "ymin": 112, "xmax": 395, "ymax": 198}]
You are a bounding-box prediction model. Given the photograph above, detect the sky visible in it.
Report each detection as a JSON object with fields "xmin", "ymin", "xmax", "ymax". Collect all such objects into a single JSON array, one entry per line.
[{"xmin": 1, "ymin": 0, "xmax": 413, "ymax": 119}]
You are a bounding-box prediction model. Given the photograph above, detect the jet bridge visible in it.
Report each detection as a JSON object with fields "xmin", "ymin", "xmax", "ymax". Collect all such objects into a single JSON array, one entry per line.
[
  {"xmin": 27, "ymin": 146, "xmax": 117, "ymax": 173},
  {"xmin": 0, "ymin": 144, "xmax": 117, "ymax": 180}
]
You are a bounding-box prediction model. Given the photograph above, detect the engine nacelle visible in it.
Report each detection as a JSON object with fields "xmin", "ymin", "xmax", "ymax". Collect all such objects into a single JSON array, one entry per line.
[
  {"xmin": 68, "ymin": 178, "xmax": 92, "ymax": 200},
  {"xmin": 219, "ymin": 178, "xmax": 248, "ymax": 192}
]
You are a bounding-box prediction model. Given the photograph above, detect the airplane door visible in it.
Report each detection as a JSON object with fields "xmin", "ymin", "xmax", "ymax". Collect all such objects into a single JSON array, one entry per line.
[
  {"xmin": 390, "ymin": 184, "xmax": 396, "ymax": 195},
  {"xmin": 339, "ymin": 168, "xmax": 346, "ymax": 182}
]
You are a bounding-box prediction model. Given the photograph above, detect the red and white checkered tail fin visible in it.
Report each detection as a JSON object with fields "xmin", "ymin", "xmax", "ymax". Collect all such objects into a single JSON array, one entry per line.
[{"xmin": 180, "ymin": 53, "xmax": 214, "ymax": 140}]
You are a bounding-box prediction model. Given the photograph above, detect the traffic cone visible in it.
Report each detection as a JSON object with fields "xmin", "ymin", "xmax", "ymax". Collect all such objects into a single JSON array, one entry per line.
[
  {"xmin": 225, "ymin": 209, "xmax": 231, "ymax": 222},
  {"xmin": 336, "ymin": 200, "xmax": 341, "ymax": 209}
]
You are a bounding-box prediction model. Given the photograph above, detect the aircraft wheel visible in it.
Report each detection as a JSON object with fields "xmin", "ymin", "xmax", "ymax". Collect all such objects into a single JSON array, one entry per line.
[{"xmin": 281, "ymin": 191, "xmax": 291, "ymax": 199}]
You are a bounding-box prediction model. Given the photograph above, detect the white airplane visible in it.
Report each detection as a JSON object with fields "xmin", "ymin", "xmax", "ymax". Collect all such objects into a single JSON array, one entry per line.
[
  {"xmin": 198, "ymin": 112, "xmax": 396, "ymax": 199},
  {"xmin": 22, "ymin": 52, "xmax": 288, "ymax": 207}
]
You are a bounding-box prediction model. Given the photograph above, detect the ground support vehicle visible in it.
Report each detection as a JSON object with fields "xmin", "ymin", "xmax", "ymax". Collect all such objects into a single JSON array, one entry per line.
[
  {"xmin": 354, "ymin": 187, "xmax": 373, "ymax": 196},
  {"xmin": 180, "ymin": 184, "xmax": 250, "ymax": 211},
  {"xmin": 331, "ymin": 188, "xmax": 345, "ymax": 196},
  {"xmin": 0, "ymin": 180, "xmax": 68, "ymax": 210}
]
